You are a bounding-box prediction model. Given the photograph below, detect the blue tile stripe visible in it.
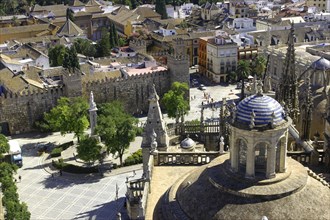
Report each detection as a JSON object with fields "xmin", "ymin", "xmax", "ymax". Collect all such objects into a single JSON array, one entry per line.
[{"xmin": 236, "ymin": 94, "xmax": 285, "ymax": 126}]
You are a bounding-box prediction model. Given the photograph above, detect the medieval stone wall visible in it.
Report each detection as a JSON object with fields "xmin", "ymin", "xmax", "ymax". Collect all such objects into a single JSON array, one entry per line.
[
  {"xmin": 0, "ymin": 88, "xmax": 65, "ymax": 134},
  {"xmin": 0, "ymin": 53, "xmax": 188, "ymax": 135},
  {"xmin": 83, "ymin": 70, "xmax": 171, "ymax": 115}
]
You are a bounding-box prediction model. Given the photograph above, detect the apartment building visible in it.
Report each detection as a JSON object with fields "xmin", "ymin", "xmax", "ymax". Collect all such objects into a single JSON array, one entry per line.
[{"xmin": 206, "ymin": 34, "xmax": 238, "ymax": 82}]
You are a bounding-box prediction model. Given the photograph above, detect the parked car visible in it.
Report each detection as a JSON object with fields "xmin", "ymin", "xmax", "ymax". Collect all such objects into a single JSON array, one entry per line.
[{"xmin": 198, "ymin": 84, "xmax": 206, "ymax": 90}]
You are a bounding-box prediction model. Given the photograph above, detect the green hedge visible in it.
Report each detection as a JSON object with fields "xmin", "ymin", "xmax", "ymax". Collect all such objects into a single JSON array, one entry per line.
[
  {"xmin": 50, "ymin": 141, "xmax": 74, "ymax": 158},
  {"xmin": 52, "ymin": 159, "xmax": 98, "ymax": 174},
  {"xmin": 50, "ymin": 147, "xmax": 62, "ymax": 158},
  {"xmin": 124, "ymin": 149, "xmax": 142, "ymax": 166},
  {"xmin": 58, "ymin": 141, "xmax": 73, "ymax": 150}
]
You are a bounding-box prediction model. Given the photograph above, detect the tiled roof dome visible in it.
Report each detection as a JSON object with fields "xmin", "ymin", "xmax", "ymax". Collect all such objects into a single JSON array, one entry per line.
[
  {"xmin": 311, "ymin": 57, "xmax": 330, "ymax": 70},
  {"xmin": 236, "ymin": 94, "xmax": 285, "ymax": 127},
  {"xmin": 180, "ymin": 137, "xmax": 196, "ymax": 149}
]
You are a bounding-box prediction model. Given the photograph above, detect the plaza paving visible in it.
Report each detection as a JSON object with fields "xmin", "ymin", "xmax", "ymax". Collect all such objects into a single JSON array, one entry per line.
[{"xmin": 10, "ymin": 82, "xmax": 240, "ymax": 220}]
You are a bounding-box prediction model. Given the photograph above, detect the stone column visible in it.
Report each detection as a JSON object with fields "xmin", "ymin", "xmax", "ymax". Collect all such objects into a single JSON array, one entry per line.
[
  {"xmin": 230, "ymin": 134, "xmax": 238, "ymax": 172},
  {"xmin": 89, "ymin": 91, "xmax": 98, "ymax": 136},
  {"xmin": 279, "ymin": 136, "xmax": 287, "ymax": 173},
  {"xmin": 266, "ymin": 145, "xmax": 276, "ymax": 179},
  {"xmin": 245, "ymin": 142, "xmax": 255, "ymax": 178}
]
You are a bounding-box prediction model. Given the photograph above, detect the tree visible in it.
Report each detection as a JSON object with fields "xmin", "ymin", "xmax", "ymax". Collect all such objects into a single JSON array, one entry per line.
[
  {"xmin": 109, "ymin": 24, "xmax": 115, "ymax": 49},
  {"xmin": 96, "ymin": 29, "xmax": 111, "ymax": 57},
  {"xmin": 0, "ymin": 0, "xmax": 18, "ymax": 15},
  {"xmin": 63, "ymin": 45, "xmax": 80, "ymax": 72},
  {"xmin": 37, "ymin": 97, "xmax": 89, "ymax": 141},
  {"xmin": 253, "ymin": 55, "xmax": 267, "ymax": 79},
  {"xmin": 48, "ymin": 45, "xmax": 66, "ymax": 67},
  {"xmin": 66, "ymin": 8, "xmax": 74, "ymax": 21},
  {"xmin": 130, "ymin": 0, "xmax": 138, "ymax": 9},
  {"xmin": 77, "ymin": 135, "xmax": 102, "ymax": 165},
  {"xmin": 96, "ymin": 101, "xmax": 138, "ymax": 166},
  {"xmin": 162, "ymin": 82, "xmax": 189, "ymax": 118},
  {"xmin": 109, "ymin": 23, "xmax": 119, "ymax": 48},
  {"xmin": 73, "ymin": 38, "xmax": 96, "ymax": 57},
  {"xmin": 112, "ymin": 23, "xmax": 119, "ymax": 46},
  {"xmin": 237, "ymin": 60, "xmax": 251, "ymax": 100},
  {"xmin": 155, "ymin": 0, "xmax": 168, "ymax": 19},
  {"xmin": 0, "ymin": 134, "xmax": 9, "ymax": 158},
  {"xmin": 0, "ymin": 162, "xmax": 30, "ymax": 220},
  {"xmin": 118, "ymin": 37, "xmax": 127, "ymax": 47}
]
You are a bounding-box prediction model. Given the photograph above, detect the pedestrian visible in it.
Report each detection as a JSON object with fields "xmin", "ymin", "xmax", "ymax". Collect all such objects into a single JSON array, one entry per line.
[
  {"xmin": 18, "ymin": 175, "xmax": 21, "ymax": 182},
  {"xmin": 59, "ymin": 170, "xmax": 62, "ymax": 176}
]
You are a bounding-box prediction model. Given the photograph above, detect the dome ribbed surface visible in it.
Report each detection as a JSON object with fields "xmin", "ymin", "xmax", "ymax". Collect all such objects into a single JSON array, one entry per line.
[
  {"xmin": 236, "ymin": 94, "xmax": 284, "ymax": 127},
  {"xmin": 311, "ymin": 57, "xmax": 330, "ymax": 70},
  {"xmin": 180, "ymin": 137, "xmax": 196, "ymax": 149}
]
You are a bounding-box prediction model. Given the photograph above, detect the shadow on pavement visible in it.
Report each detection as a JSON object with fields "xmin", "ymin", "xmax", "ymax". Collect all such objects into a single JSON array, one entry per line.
[
  {"xmin": 12, "ymin": 131, "xmax": 52, "ymax": 140},
  {"xmin": 39, "ymin": 172, "xmax": 103, "ymax": 189},
  {"xmin": 74, "ymin": 197, "xmax": 129, "ymax": 220}
]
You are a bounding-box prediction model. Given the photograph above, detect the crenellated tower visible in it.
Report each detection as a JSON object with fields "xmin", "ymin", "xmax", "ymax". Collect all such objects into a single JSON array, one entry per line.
[
  {"xmin": 62, "ymin": 68, "xmax": 83, "ymax": 97},
  {"xmin": 129, "ymin": 38, "xmax": 146, "ymax": 54},
  {"xmin": 276, "ymin": 22, "xmax": 299, "ymax": 124},
  {"xmin": 167, "ymin": 38, "xmax": 190, "ymax": 86}
]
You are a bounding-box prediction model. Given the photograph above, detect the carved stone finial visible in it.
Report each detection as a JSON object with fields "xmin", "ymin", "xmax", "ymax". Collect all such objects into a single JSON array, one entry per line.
[
  {"xmin": 150, "ymin": 129, "xmax": 158, "ymax": 154},
  {"xmin": 257, "ymin": 80, "xmax": 263, "ymax": 96},
  {"xmin": 250, "ymin": 110, "xmax": 256, "ymax": 129},
  {"xmin": 270, "ymin": 111, "xmax": 276, "ymax": 128},
  {"xmin": 231, "ymin": 102, "xmax": 237, "ymax": 123}
]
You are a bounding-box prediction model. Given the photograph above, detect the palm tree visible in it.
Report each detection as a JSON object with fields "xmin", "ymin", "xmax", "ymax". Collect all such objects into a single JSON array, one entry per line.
[
  {"xmin": 237, "ymin": 60, "xmax": 251, "ymax": 100},
  {"xmin": 254, "ymin": 56, "xmax": 267, "ymax": 79}
]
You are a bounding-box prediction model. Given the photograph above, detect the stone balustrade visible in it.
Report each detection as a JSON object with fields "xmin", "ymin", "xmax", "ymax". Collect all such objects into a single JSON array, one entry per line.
[{"xmin": 155, "ymin": 151, "xmax": 220, "ymax": 166}]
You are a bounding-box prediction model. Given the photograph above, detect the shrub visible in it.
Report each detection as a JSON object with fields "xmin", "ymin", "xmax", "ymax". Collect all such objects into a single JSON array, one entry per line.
[
  {"xmin": 52, "ymin": 159, "xmax": 98, "ymax": 174},
  {"xmin": 112, "ymin": 163, "xmax": 118, "ymax": 169},
  {"xmin": 58, "ymin": 141, "xmax": 73, "ymax": 150},
  {"xmin": 50, "ymin": 147, "xmax": 62, "ymax": 158},
  {"xmin": 135, "ymin": 126, "xmax": 144, "ymax": 136},
  {"xmin": 124, "ymin": 149, "xmax": 143, "ymax": 166},
  {"xmin": 49, "ymin": 141, "xmax": 73, "ymax": 158}
]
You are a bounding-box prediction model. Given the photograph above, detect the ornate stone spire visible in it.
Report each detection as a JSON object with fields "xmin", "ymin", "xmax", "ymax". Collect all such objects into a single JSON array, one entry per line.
[
  {"xmin": 89, "ymin": 91, "xmax": 98, "ymax": 136},
  {"xmin": 141, "ymin": 84, "xmax": 169, "ymax": 150},
  {"xmin": 301, "ymin": 78, "xmax": 313, "ymax": 140},
  {"xmin": 276, "ymin": 22, "xmax": 299, "ymax": 124}
]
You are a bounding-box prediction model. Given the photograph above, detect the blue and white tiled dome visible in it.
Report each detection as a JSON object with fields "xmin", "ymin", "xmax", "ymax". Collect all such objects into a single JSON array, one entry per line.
[{"xmin": 236, "ymin": 94, "xmax": 285, "ymax": 127}]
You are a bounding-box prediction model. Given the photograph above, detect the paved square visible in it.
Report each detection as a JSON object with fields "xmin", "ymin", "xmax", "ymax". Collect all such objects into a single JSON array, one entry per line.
[{"xmin": 16, "ymin": 152, "xmax": 142, "ymax": 219}]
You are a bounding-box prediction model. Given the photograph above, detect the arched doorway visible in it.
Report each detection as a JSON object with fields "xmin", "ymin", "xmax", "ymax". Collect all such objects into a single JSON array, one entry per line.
[{"xmin": 255, "ymin": 142, "xmax": 268, "ymax": 175}]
